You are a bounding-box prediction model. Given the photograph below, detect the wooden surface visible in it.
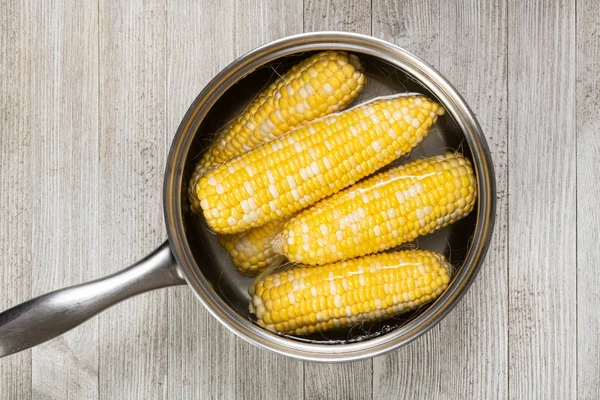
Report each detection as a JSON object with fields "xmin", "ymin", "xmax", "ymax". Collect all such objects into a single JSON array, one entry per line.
[
  {"xmin": 577, "ymin": 0, "xmax": 600, "ymax": 398},
  {"xmin": 508, "ymin": 1, "xmax": 577, "ymax": 398},
  {"xmin": 0, "ymin": 0, "xmax": 596, "ymax": 399}
]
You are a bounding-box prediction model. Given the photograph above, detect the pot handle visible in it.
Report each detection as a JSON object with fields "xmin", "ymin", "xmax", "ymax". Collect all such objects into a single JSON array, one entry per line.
[{"xmin": 0, "ymin": 241, "xmax": 186, "ymax": 358}]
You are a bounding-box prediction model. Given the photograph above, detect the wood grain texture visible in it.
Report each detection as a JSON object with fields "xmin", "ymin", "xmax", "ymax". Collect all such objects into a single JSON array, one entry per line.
[
  {"xmin": 508, "ymin": 0, "xmax": 577, "ymax": 398},
  {"xmin": 577, "ymin": 0, "xmax": 600, "ymax": 397},
  {"xmin": 25, "ymin": 2, "xmax": 100, "ymax": 399},
  {"xmin": 302, "ymin": 2, "xmax": 374, "ymax": 400},
  {"xmin": 372, "ymin": 0, "xmax": 439, "ymax": 57},
  {"xmin": 373, "ymin": 2, "xmax": 509, "ymax": 398},
  {"xmin": 0, "ymin": 1, "xmax": 33, "ymax": 399},
  {"xmin": 1, "ymin": 1, "xmax": 596, "ymax": 398},
  {"xmin": 166, "ymin": 1, "xmax": 304, "ymax": 399},
  {"xmin": 233, "ymin": 0, "xmax": 303, "ymax": 55},
  {"xmin": 98, "ymin": 1, "xmax": 168, "ymax": 399},
  {"xmin": 304, "ymin": 361, "xmax": 372, "ymax": 400},
  {"xmin": 304, "ymin": 0, "xmax": 370, "ymax": 34}
]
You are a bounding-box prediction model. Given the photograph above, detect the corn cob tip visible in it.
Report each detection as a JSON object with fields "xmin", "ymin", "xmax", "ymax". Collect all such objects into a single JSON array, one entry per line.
[
  {"xmin": 219, "ymin": 219, "xmax": 289, "ymax": 277},
  {"xmin": 436, "ymin": 253, "xmax": 453, "ymax": 279},
  {"xmin": 348, "ymin": 53, "xmax": 363, "ymax": 72},
  {"xmin": 270, "ymin": 233, "xmax": 284, "ymax": 255}
]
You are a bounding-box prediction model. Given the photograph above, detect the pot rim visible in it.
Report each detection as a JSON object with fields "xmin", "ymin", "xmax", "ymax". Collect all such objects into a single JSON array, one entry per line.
[{"xmin": 163, "ymin": 31, "xmax": 496, "ymax": 362}]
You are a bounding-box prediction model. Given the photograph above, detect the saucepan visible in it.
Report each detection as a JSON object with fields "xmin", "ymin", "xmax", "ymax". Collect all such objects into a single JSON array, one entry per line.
[{"xmin": 0, "ymin": 32, "xmax": 495, "ymax": 362}]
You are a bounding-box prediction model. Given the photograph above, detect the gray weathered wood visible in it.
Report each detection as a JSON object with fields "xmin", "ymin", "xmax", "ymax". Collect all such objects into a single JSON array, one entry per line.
[
  {"xmin": 508, "ymin": 0, "xmax": 577, "ymax": 398},
  {"xmin": 577, "ymin": 0, "xmax": 600, "ymax": 398},
  {"xmin": 166, "ymin": 1, "xmax": 304, "ymax": 399},
  {"xmin": 233, "ymin": 0, "xmax": 304, "ymax": 56},
  {"xmin": 0, "ymin": 1, "xmax": 33, "ymax": 399},
  {"xmin": 97, "ymin": 1, "xmax": 168, "ymax": 398},
  {"xmin": 372, "ymin": 0, "xmax": 439, "ymax": 56},
  {"xmin": 304, "ymin": 361, "xmax": 372, "ymax": 400},
  {"xmin": 304, "ymin": 0, "xmax": 371, "ymax": 34},
  {"xmin": 1, "ymin": 1, "xmax": 597, "ymax": 398},
  {"xmin": 27, "ymin": 1, "xmax": 100, "ymax": 399},
  {"xmin": 302, "ymin": 2, "xmax": 374, "ymax": 400}
]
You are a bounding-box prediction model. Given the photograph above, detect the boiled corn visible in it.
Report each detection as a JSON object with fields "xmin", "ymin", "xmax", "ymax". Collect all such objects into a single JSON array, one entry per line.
[
  {"xmin": 191, "ymin": 51, "xmax": 366, "ymax": 180},
  {"xmin": 249, "ymin": 249, "xmax": 452, "ymax": 335},
  {"xmin": 193, "ymin": 95, "xmax": 445, "ymax": 234},
  {"xmin": 190, "ymin": 51, "xmax": 365, "ymax": 213},
  {"xmin": 219, "ymin": 218, "xmax": 288, "ymax": 276},
  {"xmin": 274, "ymin": 153, "xmax": 476, "ymax": 265}
]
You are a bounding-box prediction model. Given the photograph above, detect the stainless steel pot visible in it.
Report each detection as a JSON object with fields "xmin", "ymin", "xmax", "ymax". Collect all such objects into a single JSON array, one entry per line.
[{"xmin": 0, "ymin": 32, "xmax": 495, "ymax": 362}]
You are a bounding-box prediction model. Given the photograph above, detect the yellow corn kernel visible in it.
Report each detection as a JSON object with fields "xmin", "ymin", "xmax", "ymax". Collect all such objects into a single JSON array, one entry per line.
[
  {"xmin": 193, "ymin": 95, "xmax": 445, "ymax": 234},
  {"xmin": 188, "ymin": 51, "xmax": 366, "ymax": 213},
  {"xmin": 249, "ymin": 250, "xmax": 453, "ymax": 335},
  {"xmin": 219, "ymin": 218, "xmax": 288, "ymax": 277},
  {"xmin": 274, "ymin": 153, "xmax": 476, "ymax": 265}
]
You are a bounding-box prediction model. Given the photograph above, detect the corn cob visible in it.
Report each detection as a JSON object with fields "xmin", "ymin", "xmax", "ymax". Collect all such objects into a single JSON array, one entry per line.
[
  {"xmin": 190, "ymin": 51, "xmax": 365, "ymax": 213},
  {"xmin": 219, "ymin": 218, "xmax": 288, "ymax": 276},
  {"xmin": 193, "ymin": 95, "xmax": 445, "ymax": 234},
  {"xmin": 249, "ymin": 249, "xmax": 452, "ymax": 335},
  {"xmin": 190, "ymin": 50, "xmax": 366, "ymax": 182},
  {"xmin": 274, "ymin": 153, "xmax": 476, "ymax": 265}
]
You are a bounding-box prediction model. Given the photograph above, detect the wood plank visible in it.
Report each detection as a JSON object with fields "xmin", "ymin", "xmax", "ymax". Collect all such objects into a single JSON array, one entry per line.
[
  {"xmin": 233, "ymin": 349, "xmax": 304, "ymax": 400},
  {"xmin": 27, "ymin": 1, "xmax": 100, "ymax": 398},
  {"xmin": 371, "ymin": 0, "xmax": 439, "ymax": 57},
  {"xmin": 304, "ymin": 361, "xmax": 372, "ymax": 400},
  {"xmin": 577, "ymin": 0, "xmax": 600, "ymax": 397},
  {"xmin": 507, "ymin": 0, "xmax": 576, "ymax": 398},
  {"xmin": 0, "ymin": 1, "xmax": 33, "ymax": 398},
  {"xmin": 302, "ymin": 2, "xmax": 373, "ymax": 399},
  {"xmin": 232, "ymin": 0, "xmax": 303, "ymax": 56},
  {"xmin": 166, "ymin": 1, "xmax": 304, "ymax": 399},
  {"xmin": 0, "ymin": 1, "xmax": 589, "ymax": 398},
  {"xmin": 304, "ymin": 0, "xmax": 371, "ymax": 34},
  {"xmin": 98, "ymin": 1, "xmax": 168, "ymax": 398}
]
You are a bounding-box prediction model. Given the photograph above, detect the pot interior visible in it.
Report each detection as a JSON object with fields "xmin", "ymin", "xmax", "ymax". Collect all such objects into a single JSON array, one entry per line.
[{"xmin": 181, "ymin": 51, "xmax": 476, "ymax": 344}]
